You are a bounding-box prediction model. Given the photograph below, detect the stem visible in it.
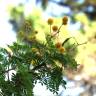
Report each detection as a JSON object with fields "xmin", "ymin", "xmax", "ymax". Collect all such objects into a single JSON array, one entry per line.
[
  {"xmin": 0, "ymin": 67, "xmax": 16, "ymax": 75},
  {"xmin": 50, "ymin": 25, "xmax": 51, "ymax": 33},
  {"xmin": 57, "ymin": 24, "xmax": 63, "ymax": 33},
  {"xmin": 7, "ymin": 65, "xmax": 10, "ymax": 81},
  {"xmin": 76, "ymin": 42, "xmax": 87, "ymax": 46},
  {"xmin": 51, "ymin": 24, "xmax": 63, "ymax": 38},
  {"xmin": 28, "ymin": 63, "xmax": 31, "ymax": 70},
  {"xmin": 73, "ymin": 37, "xmax": 79, "ymax": 45},
  {"xmin": 32, "ymin": 57, "xmax": 47, "ymax": 71},
  {"xmin": 70, "ymin": 42, "xmax": 87, "ymax": 51}
]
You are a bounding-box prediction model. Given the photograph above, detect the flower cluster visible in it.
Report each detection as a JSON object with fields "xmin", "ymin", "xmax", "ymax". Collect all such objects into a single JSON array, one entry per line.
[
  {"xmin": 55, "ymin": 42, "xmax": 65, "ymax": 53},
  {"xmin": 47, "ymin": 16, "xmax": 68, "ymax": 53}
]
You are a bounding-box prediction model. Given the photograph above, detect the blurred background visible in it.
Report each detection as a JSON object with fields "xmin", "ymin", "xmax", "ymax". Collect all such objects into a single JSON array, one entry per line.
[{"xmin": 0, "ymin": 0, "xmax": 96, "ymax": 96}]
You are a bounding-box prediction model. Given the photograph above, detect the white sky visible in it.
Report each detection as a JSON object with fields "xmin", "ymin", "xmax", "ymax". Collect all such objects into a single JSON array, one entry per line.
[
  {"xmin": 0, "ymin": 0, "xmax": 18, "ymax": 47},
  {"xmin": 0, "ymin": 0, "xmax": 35, "ymax": 48}
]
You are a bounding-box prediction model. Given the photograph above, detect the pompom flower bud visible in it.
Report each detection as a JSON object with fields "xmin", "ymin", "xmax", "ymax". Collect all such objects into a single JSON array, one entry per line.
[
  {"xmin": 47, "ymin": 18, "xmax": 53, "ymax": 25},
  {"xmin": 55, "ymin": 42, "xmax": 62, "ymax": 48},
  {"xmin": 52, "ymin": 25, "xmax": 58, "ymax": 31},
  {"xmin": 59, "ymin": 47, "xmax": 65, "ymax": 53},
  {"xmin": 62, "ymin": 16, "xmax": 68, "ymax": 25}
]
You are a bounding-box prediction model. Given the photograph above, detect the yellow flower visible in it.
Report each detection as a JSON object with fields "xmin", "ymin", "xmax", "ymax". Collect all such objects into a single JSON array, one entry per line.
[
  {"xmin": 55, "ymin": 42, "xmax": 62, "ymax": 48},
  {"xmin": 29, "ymin": 36, "xmax": 36, "ymax": 41},
  {"xmin": 32, "ymin": 48, "xmax": 38, "ymax": 52},
  {"xmin": 59, "ymin": 47, "xmax": 65, "ymax": 53},
  {"xmin": 52, "ymin": 25, "xmax": 58, "ymax": 31},
  {"xmin": 31, "ymin": 60, "xmax": 36, "ymax": 65},
  {"xmin": 62, "ymin": 16, "xmax": 68, "ymax": 25},
  {"xmin": 24, "ymin": 20, "xmax": 32, "ymax": 32},
  {"xmin": 47, "ymin": 18, "xmax": 53, "ymax": 25}
]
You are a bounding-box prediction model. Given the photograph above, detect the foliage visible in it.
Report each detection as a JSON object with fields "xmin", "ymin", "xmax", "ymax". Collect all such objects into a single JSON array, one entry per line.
[{"xmin": 0, "ymin": 17, "xmax": 78, "ymax": 96}]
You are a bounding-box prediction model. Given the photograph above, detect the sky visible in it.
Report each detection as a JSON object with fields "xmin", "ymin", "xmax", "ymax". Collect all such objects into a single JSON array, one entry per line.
[
  {"xmin": 0, "ymin": 0, "xmax": 23, "ymax": 47},
  {"xmin": 0, "ymin": 0, "xmax": 36, "ymax": 48}
]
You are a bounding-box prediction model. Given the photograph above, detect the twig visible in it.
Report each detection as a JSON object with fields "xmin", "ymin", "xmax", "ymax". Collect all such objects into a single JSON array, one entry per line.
[
  {"xmin": 70, "ymin": 41, "xmax": 87, "ymax": 51},
  {"xmin": 51, "ymin": 24, "xmax": 63, "ymax": 38},
  {"xmin": 0, "ymin": 67, "xmax": 16, "ymax": 75}
]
